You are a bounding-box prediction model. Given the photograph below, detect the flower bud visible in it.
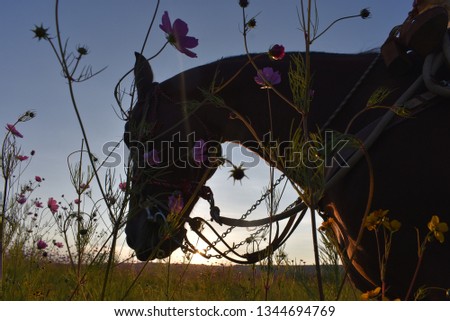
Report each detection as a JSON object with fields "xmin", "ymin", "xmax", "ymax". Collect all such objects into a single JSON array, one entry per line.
[
  {"xmin": 239, "ymin": 0, "xmax": 249, "ymax": 8},
  {"xmin": 32, "ymin": 24, "xmax": 50, "ymax": 41},
  {"xmin": 268, "ymin": 44, "xmax": 285, "ymax": 60},
  {"xmin": 247, "ymin": 18, "xmax": 256, "ymax": 29},
  {"xmin": 77, "ymin": 45, "xmax": 89, "ymax": 56},
  {"xmin": 360, "ymin": 8, "xmax": 371, "ymax": 19},
  {"xmin": 229, "ymin": 164, "xmax": 248, "ymax": 183}
]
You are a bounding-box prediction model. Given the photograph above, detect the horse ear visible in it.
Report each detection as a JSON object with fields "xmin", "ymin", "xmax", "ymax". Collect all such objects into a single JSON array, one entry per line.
[{"xmin": 134, "ymin": 52, "xmax": 154, "ymax": 101}]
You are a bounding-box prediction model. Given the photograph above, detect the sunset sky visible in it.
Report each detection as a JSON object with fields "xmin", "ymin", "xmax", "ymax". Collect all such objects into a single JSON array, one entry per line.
[{"xmin": 1, "ymin": 1, "xmax": 414, "ymax": 264}]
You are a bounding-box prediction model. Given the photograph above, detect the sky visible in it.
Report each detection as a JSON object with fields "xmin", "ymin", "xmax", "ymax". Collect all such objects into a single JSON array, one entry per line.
[{"xmin": 1, "ymin": 0, "xmax": 414, "ymax": 264}]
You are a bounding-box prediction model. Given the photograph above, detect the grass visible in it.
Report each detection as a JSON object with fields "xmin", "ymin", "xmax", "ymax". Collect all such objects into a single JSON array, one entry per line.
[{"xmin": 2, "ymin": 254, "xmax": 358, "ymax": 300}]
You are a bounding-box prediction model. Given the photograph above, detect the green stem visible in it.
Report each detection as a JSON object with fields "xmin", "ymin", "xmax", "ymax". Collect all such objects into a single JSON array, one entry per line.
[
  {"xmin": 311, "ymin": 208, "xmax": 325, "ymax": 300},
  {"xmin": 166, "ymin": 255, "xmax": 171, "ymax": 300},
  {"xmin": 52, "ymin": 0, "xmax": 121, "ymax": 299},
  {"xmin": 0, "ymin": 179, "xmax": 7, "ymax": 298},
  {"xmin": 265, "ymin": 162, "xmax": 275, "ymax": 301},
  {"xmin": 405, "ymin": 254, "xmax": 423, "ymax": 300},
  {"xmin": 310, "ymin": 14, "xmax": 362, "ymax": 44},
  {"xmin": 76, "ymin": 141, "xmax": 83, "ymax": 279},
  {"xmin": 405, "ymin": 234, "xmax": 429, "ymax": 300},
  {"xmin": 140, "ymin": 0, "xmax": 160, "ymax": 54}
]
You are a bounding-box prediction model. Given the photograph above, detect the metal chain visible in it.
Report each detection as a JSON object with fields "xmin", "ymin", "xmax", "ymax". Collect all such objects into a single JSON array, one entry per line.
[
  {"xmin": 218, "ymin": 197, "xmax": 299, "ymax": 259},
  {"xmin": 194, "ymin": 194, "xmax": 299, "ymax": 260},
  {"xmin": 204, "ymin": 173, "xmax": 286, "ymax": 254},
  {"xmin": 182, "ymin": 174, "xmax": 288, "ymax": 259}
]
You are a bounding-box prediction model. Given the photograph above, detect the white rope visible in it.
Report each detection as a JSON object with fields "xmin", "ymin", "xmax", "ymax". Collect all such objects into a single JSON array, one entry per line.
[
  {"xmin": 326, "ymin": 33, "xmax": 450, "ymax": 189},
  {"xmin": 423, "ymin": 34, "xmax": 450, "ymax": 97},
  {"xmin": 325, "ymin": 74, "xmax": 425, "ymax": 189}
]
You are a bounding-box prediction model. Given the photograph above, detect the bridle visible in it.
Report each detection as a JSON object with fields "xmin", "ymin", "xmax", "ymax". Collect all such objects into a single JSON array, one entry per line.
[{"xmin": 129, "ymin": 81, "xmax": 310, "ymax": 264}]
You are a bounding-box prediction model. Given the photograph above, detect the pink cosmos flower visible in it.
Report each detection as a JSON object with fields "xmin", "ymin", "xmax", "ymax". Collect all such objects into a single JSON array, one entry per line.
[
  {"xmin": 79, "ymin": 183, "xmax": 90, "ymax": 191},
  {"xmin": 17, "ymin": 194, "xmax": 27, "ymax": 204},
  {"xmin": 168, "ymin": 192, "xmax": 184, "ymax": 214},
  {"xmin": 159, "ymin": 11, "xmax": 199, "ymax": 58},
  {"xmin": 144, "ymin": 149, "xmax": 161, "ymax": 166},
  {"xmin": 16, "ymin": 155, "xmax": 29, "ymax": 161},
  {"xmin": 37, "ymin": 239, "xmax": 48, "ymax": 250},
  {"xmin": 34, "ymin": 200, "xmax": 43, "ymax": 208},
  {"xmin": 35, "ymin": 176, "xmax": 42, "ymax": 182},
  {"xmin": 54, "ymin": 241, "xmax": 64, "ymax": 248},
  {"xmin": 6, "ymin": 123, "xmax": 23, "ymax": 138},
  {"xmin": 268, "ymin": 44, "xmax": 285, "ymax": 60},
  {"xmin": 119, "ymin": 182, "xmax": 127, "ymax": 192},
  {"xmin": 193, "ymin": 139, "xmax": 207, "ymax": 165},
  {"xmin": 47, "ymin": 197, "xmax": 59, "ymax": 214},
  {"xmin": 254, "ymin": 67, "xmax": 281, "ymax": 88}
]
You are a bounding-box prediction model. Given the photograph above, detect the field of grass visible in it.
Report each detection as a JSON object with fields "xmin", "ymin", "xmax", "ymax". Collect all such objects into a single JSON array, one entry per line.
[{"xmin": 2, "ymin": 254, "xmax": 359, "ymax": 301}]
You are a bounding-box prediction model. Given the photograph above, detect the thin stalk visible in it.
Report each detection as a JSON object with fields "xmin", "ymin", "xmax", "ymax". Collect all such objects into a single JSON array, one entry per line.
[
  {"xmin": 0, "ymin": 179, "xmax": 7, "ymax": 297},
  {"xmin": 165, "ymin": 255, "xmax": 172, "ymax": 300},
  {"xmin": 264, "ymin": 162, "xmax": 275, "ymax": 301},
  {"xmin": 114, "ymin": 41, "xmax": 169, "ymax": 113},
  {"xmin": 373, "ymin": 229, "xmax": 386, "ymax": 298},
  {"xmin": 303, "ymin": 0, "xmax": 312, "ymax": 136},
  {"xmin": 140, "ymin": 0, "xmax": 160, "ymax": 54},
  {"xmin": 52, "ymin": 1, "xmax": 122, "ymax": 299},
  {"xmin": 310, "ymin": 208, "xmax": 325, "ymax": 300},
  {"xmin": 100, "ymin": 152, "xmax": 133, "ymax": 300},
  {"xmin": 405, "ymin": 232, "xmax": 431, "ymax": 300},
  {"xmin": 76, "ymin": 140, "xmax": 84, "ymax": 279},
  {"xmin": 381, "ymin": 229, "xmax": 391, "ymax": 300},
  {"xmin": 405, "ymin": 253, "xmax": 424, "ymax": 300},
  {"xmin": 310, "ymin": 13, "xmax": 363, "ymax": 44},
  {"xmin": 303, "ymin": 0, "xmax": 324, "ymax": 301},
  {"xmin": 1, "ymin": 128, "xmax": 16, "ymax": 297},
  {"xmin": 264, "ymin": 88, "xmax": 274, "ymax": 301}
]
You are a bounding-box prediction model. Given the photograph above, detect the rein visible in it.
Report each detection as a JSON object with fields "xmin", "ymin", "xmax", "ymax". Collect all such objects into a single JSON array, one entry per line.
[
  {"xmin": 326, "ymin": 34, "xmax": 450, "ymax": 189},
  {"xmin": 321, "ymin": 52, "xmax": 381, "ymax": 131}
]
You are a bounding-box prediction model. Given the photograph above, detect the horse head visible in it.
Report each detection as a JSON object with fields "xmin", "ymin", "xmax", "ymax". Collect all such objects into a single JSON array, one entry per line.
[{"xmin": 124, "ymin": 53, "xmax": 220, "ymax": 261}]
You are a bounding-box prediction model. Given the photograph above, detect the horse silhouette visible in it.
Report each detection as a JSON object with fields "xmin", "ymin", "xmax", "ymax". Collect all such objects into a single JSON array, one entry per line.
[{"xmin": 124, "ymin": 50, "xmax": 450, "ymax": 300}]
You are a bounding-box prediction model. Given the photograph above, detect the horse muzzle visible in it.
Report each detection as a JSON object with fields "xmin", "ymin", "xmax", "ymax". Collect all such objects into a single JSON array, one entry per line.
[{"xmin": 125, "ymin": 207, "xmax": 186, "ymax": 261}]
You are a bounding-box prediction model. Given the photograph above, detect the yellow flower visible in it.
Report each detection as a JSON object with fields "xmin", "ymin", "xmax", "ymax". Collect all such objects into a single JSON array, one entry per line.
[
  {"xmin": 319, "ymin": 218, "xmax": 334, "ymax": 231},
  {"xmin": 365, "ymin": 209, "xmax": 389, "ymax": 231},
  {"xmin": 427, "ymin": 215, "xmax": 449, "ymax": 243},
  {"xmin": 388, "ymin": 219, "xmax": 402, "ymax": 232},
  {"xmin": 360, "ymin": 287, "xmax": 381, "ymax": 300}
]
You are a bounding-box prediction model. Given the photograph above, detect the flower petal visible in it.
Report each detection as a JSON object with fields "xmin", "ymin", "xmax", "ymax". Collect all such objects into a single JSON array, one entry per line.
[
  {"xmin": 172, "ymin": 18, "xmax": 189, "ymax": 37},
  {"xmin": 270, "ymin": 70, "xmax": 281, "ymax": 85},
  {"xmin": 159, "ymin": 11, "xmax": 172, "ymax": 34},
  {"xmin": 180, "ymin": 35, "xmax": 199, "ymax": 49},
  {"xmin": 168, "ymin": 193, "xmax": 184, "ymax": 214},
  {"xmin": 6, "ymin": 123, "xmax": 24, "ymax": 138},
  {"xmin": 179, "ymin": 47, "xmax": 198, "ymax": 58},
  {"xmin": 144, "ymin": 149, "xmax": 161, "ymax": 166},
  {"xmin": 435, "ymin": 231, "xmax": 445, "ymax": 243},
  {"xmin": 438, "ymin": 222, "xmax": 449, "ymax": 233}
]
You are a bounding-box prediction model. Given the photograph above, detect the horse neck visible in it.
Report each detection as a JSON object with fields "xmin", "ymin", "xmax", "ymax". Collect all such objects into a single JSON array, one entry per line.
[{"xmin": 193, "ymin": 52, "xmax": 387, "ymax": 147}]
